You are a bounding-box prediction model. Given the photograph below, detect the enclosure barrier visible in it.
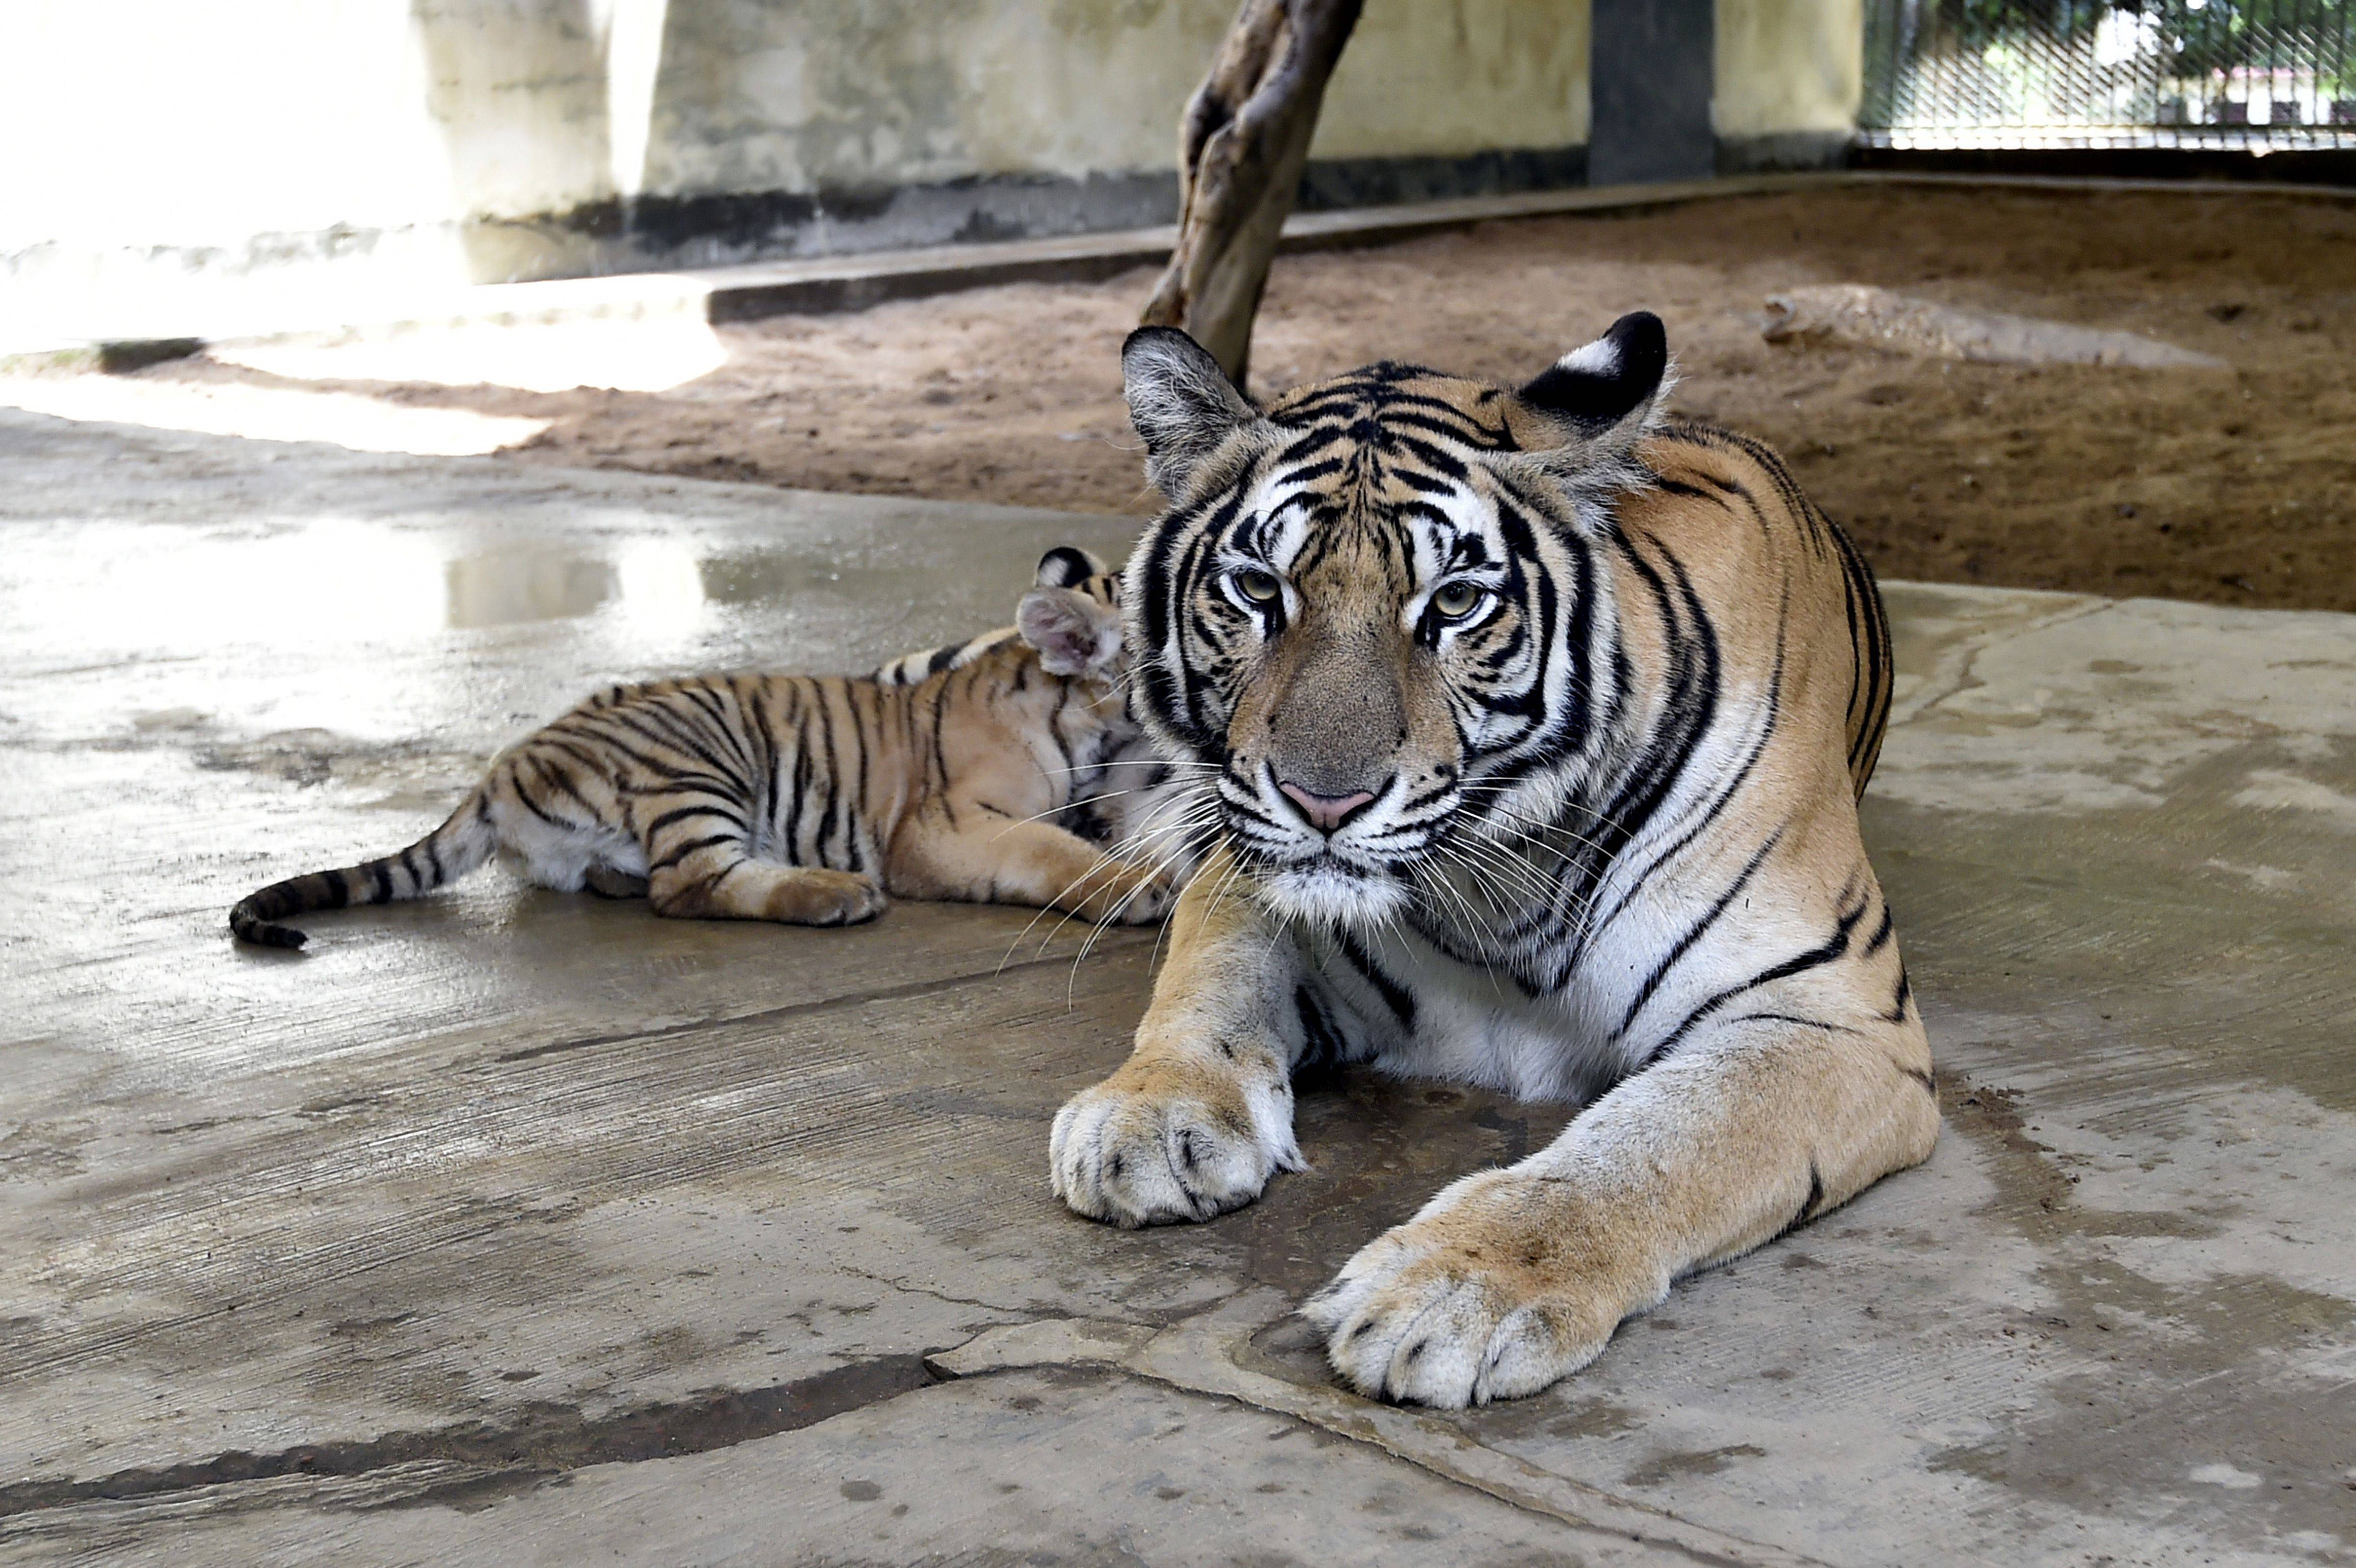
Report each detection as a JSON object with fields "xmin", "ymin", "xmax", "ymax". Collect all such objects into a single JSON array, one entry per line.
[{"xmin": 1861, "ymin": 0, "xmax": 2356, "ymax": 148}]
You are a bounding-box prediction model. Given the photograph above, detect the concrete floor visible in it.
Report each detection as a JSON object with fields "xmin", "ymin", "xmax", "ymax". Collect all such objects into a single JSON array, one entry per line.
[{"xmin": 2, "ymin": 407, "xmax": 2351, "ymax": 1567}]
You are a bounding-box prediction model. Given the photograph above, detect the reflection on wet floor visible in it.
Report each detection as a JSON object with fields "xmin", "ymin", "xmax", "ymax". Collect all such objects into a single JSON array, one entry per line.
[
  {"xmin": 11, "ymin": 522, "xmax": 898, "ymax": 647},
  {"xmin": 445, "ymin": 551, "xmax": 618, "ymax": 628},
  {"xmin": 697, "ymin": 551, "xmax": 905, "ymax": 608},
  {"xmin": 436, "ymin": 539, "xmax": 870, "ymax": 632},
  {"xmin": 436, "ymin": 541, "xmax": 926, "ymax": 630}
]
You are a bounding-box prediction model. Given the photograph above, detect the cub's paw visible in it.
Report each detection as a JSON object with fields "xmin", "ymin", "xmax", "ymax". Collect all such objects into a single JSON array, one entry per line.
[
  {"xmin": 1107, "ymin": 871, "xmax": 1179, "ymax": 927},
  {"xmin": 771, "ymin": 869, "xmax": 887, "ymax": 926},
  {"xmin": 1050, "ymin": 1056, "xmax": 1300, "ymax": 1227},
  {"xmin": 1302, "ymin": 1171, "xmax": 1665, "ymax": 1409},
  {"xmin": 1069, "ymin": 860, "xmax": 1178, "ymax": 927}
]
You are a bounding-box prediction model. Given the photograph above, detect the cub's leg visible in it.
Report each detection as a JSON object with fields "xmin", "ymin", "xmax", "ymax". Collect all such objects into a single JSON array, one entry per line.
[
  {"xmin": 1306, "ymin": 876, "xmax": 1939, "ymax": 1409},
  {"xmin": 1048, "ymin": 850, "xmax": 1309, "ymax": 1226},
  {"xmin": 640, "ymin": 803, "xmax": 884, "ymax": 926},
  {"xmin": 888, "ymin": 808, "xmax": 1173, "ymax": 927},
  {"xmin": 649, "ymin": 857, "xmax": 883, "ymax": 926}
]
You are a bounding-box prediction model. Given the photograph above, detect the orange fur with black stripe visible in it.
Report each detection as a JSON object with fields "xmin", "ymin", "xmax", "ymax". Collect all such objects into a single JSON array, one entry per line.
[{"xmin": 229, "ymin": 549, "xmax": 1172, "ymax": 948}]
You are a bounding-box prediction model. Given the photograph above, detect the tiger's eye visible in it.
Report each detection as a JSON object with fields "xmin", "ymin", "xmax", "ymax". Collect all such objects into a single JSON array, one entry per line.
[
  {"xmin": 1234, "ymin": 568, "xmax": 1284, "ymax": 604},
  {"xmin": 1430, "ymin": 581, "xmax": 1485, "ymax": 618}
]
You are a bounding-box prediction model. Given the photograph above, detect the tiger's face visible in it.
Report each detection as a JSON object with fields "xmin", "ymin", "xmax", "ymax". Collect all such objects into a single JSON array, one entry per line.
[{"xmin": 1121, "ymin": 315, "xmax": 1671, "ymax": 926}]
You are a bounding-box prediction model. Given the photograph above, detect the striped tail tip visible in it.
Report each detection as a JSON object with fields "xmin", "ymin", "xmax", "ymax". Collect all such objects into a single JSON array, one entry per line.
[
  {"xmin": 226, "ymin": 795, "xmax": 493, "ymax": 949},
  {"xmin": 228, "ymin": 903, "xmax": 310, "ymax": 950}
]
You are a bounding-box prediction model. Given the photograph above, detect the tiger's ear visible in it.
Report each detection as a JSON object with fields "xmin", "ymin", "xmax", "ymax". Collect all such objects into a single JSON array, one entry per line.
[
  {"xmin": 1034, "ymin": 545, "xmax": 1108, "ymax": 589},
  {"xmin": 1122, "ymin": 326, "xmax": 1257, "ymax": 498},
  {"xmin": 1514, "ymin": 311, "xmax": 1671, "ymax": 461},
  {"xmin": 1017, "ymin": 585, "xmax": 1122, "ymax": 678}
]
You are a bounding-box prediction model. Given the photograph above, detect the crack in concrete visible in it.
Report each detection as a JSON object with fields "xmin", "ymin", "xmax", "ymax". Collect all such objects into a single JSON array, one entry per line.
[
  {"xmin": 0, "ymin": 1353, "xmax": 939, "ymax": 1522},
  {"xmin": 488, "ymin": 945, "xmax": 1139, "ymax": 1067},
  {"xmin": 1894, "ymin": 594, "xmax": 2115, "ymax": 729},
  {"xmin": 932, "ymin": 1311, "xmax": 1836, "ymax": 1568},
  {"xmin": 1118, "ymin": 1369, "xmax": 1818, "ymax": 1568},
  {"xmin": 825, "ymin": 1262, "xmax": 1068, "ymax": 1317},
  {"xmin": 830, "ymin": 1262, "xmax": 1253, "ymax": 1330}
]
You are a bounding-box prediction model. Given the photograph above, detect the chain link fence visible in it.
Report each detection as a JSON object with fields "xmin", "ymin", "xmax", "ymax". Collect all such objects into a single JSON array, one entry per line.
[{"xmin": 1860, "ymin": 0, "xmax": 2356, "ymax": 148}]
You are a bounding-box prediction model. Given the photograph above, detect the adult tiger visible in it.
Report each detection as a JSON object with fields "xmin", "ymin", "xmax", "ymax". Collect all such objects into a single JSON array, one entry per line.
[{"xmin": 1049, "ymin": 313, "xmax": 1939, "ymax": 1409}]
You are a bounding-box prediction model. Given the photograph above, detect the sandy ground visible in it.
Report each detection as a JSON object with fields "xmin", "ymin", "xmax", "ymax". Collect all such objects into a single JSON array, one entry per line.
[{"xmin": 166, "ymin": 186, "xmax": 2356, "ymax": 612}]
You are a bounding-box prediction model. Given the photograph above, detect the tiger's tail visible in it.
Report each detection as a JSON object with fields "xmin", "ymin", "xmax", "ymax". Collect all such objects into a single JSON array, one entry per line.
[{"xmin": 229, "ymin": 790, "xmax": 498, "ymax": 950}]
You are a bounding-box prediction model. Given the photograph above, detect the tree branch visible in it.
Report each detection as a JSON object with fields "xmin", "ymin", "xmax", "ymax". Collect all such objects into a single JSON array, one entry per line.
[{"xmin": 1141, "ymin": 0, "xmax": 1362, "ymax": 387}]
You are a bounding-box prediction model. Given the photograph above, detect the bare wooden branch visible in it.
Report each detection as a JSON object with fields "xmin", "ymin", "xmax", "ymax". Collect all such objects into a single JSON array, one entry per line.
[{"xmin": 1140, "ymin": 0, "xmax": 1362, "ymax": 387}]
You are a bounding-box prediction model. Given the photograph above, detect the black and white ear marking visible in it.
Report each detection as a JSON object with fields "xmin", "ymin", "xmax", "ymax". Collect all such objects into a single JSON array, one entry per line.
[
  {"xmin": 1518, "ymin": 311, "xmax": 1670, "ymax": 444},
  {"xmin": 1017, "ymin": 586, "xmax": 1122, "ymax": 678},
  {"xmin": 1034, "ymin": 545, "xmax": 1107, "ymax": 589},
  {"xmin": 1121, "ymin": 326, "xmax": 1258, "ymax": 498}
]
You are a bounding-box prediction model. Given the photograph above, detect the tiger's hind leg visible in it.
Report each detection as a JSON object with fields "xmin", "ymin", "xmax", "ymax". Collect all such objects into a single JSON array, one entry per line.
[
  {"xmin": 633, "ymin": 786, "xmax": 884, "ymax": 926},
  {"xmin": 652, "ymin": 862, "xmax": 884, "ymax": 925},
  {"xmin": 646, "ymin": 851, "xmax": 885, "ymax": 926}
]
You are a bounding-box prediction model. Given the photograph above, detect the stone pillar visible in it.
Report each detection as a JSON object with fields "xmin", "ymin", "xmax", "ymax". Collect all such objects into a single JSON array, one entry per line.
[{"xmin": 1588, "ymin": 0, "xmax": 1718, "ymax": 184}]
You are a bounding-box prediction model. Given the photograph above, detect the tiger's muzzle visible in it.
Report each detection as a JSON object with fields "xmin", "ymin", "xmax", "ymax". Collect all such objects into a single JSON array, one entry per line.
[{"xmin": 1220, "ymin": 609, "xmax": 1465, "ymax": 924}]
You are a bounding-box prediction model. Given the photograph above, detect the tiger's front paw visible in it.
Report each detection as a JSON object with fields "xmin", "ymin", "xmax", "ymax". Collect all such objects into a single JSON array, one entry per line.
[
  {"xmin": 1302, "ymin": 1170, "xmax": 1666, "ymax": 1409},
  {"xmin": 1049, "ymin": 1054, "xmax": 1300, "ymax": 1227}
]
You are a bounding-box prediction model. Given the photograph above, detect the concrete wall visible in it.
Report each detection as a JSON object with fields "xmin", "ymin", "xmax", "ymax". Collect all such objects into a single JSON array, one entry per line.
[
  {"xmin": 1317, "ymin": 2, "xmax": 1590, "ymax": 160},
  {"xmin": 1716, "ymin": 0, "xmax": 1862, "ymax": 167},
  {"xmin": 0, "ymin": 0, "xmax": 1846, "ymax": 346}
]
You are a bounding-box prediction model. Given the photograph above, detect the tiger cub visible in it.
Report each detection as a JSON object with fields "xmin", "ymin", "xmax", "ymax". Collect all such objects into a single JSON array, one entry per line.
[{"xmin": 229, "ymin": 548, "xmax": 1175, "ymax": 948}]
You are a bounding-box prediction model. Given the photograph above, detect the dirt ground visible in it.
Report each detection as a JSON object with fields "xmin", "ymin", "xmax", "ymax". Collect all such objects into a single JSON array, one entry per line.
[{"xmin": 196, "ymin": 186, "xmax": 2356, "ymax": 612}]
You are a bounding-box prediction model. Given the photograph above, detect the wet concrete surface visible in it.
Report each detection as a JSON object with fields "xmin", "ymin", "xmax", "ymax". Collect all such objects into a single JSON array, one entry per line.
[{"xmin": 2, "ymin": 408, "xmax": 2351, "ymax": 1566}]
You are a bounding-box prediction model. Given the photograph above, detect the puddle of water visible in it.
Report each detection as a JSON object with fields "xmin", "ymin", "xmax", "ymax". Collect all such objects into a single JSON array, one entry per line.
[
  {"xmin": 447, "ymin": 551, "xmax": 619, "ymax": 629},
  {"xmin": 696, "ymin": 551, "xmax": 907, "ymax": 608},
  {"xmin": 437, "ymin": 537, "xmax": 829, "ymax": 635},
  {"xmin": 0, "ymin": 523, "xmax": 899, "ymax": 661}
]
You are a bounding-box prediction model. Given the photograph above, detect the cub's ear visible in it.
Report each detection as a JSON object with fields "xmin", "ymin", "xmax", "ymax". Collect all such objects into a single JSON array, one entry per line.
[
  {"xmin": 1514, "ymin": 311, "xmax": 1672, "ymax": 461},
  {"xmin": 1017, "ymin": 585, "xmax": 1122, "ymax": 678},
  {"xmin": 1034, "ymin": 545, "xmax": 1108, "ymax": 589},
  {"xmin": 1122, "ymin": 326, "xmax": 1257, "ymax": 499}
]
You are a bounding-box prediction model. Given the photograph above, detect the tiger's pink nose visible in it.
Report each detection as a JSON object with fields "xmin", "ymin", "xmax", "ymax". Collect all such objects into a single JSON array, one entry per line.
[{"xmin": 1277, "ymin": 781, "xmax": 1378, "ymax": 834}]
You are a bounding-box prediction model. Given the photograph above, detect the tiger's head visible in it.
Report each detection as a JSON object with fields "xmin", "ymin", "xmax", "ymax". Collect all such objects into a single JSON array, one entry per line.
[{"xmin": 1119, "ymin": 313, "xmax": 1672, "ymax": 926}]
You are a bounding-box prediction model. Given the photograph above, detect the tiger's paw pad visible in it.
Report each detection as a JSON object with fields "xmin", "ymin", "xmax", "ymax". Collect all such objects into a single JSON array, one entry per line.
[
  {"xmin": 1301, "ymin": 1174, "xmax": 1657, "ymax": 1409},
  {"xmin": 770, "ymin": 870, "xmax": 887, "ymax": 926},
  {"xmin": 1049, "ymin": 1061, "xmax": 1299, "ymax": 1227}
]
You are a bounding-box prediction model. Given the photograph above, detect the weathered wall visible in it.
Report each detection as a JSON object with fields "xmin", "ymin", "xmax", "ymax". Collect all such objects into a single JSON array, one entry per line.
[
  {"xmin": 632, "ymin": 0, "xmax": 1588, "ymax": 191},
  {"xmin": 1716, "ymin": 0, "xmax": 1862, "ymax": 165},
  {"xmin": 0, "ymin": 0, "xmax": 1590, "ymax": 302},
  {"xmin": 1315, "ymin": 2, "xmax": 1591, "ymax": 159},
  {"xmin": 0, "ymin": 0, "xmax": 1847, "ymax": 346},
  {"xmin": 636, "ymin": 2, "xmax": 1220, "ymax": 198}
]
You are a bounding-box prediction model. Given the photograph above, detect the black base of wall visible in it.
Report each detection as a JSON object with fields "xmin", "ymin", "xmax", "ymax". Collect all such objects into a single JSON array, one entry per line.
[
  {"xmin": 1296, "ymin": 146, "xmax": 1588, "ymax": 211},
  {"xmin": 1850, "ymin": 142, "xmax": 2356, "ymax": 188},
  {"xmin": 508, "ymin": 145, "xmax": 1599, "ymax": 281},
  {"xmin": 1718, "ymin": 132, "xmax": 1851, "ymax": 174}
]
